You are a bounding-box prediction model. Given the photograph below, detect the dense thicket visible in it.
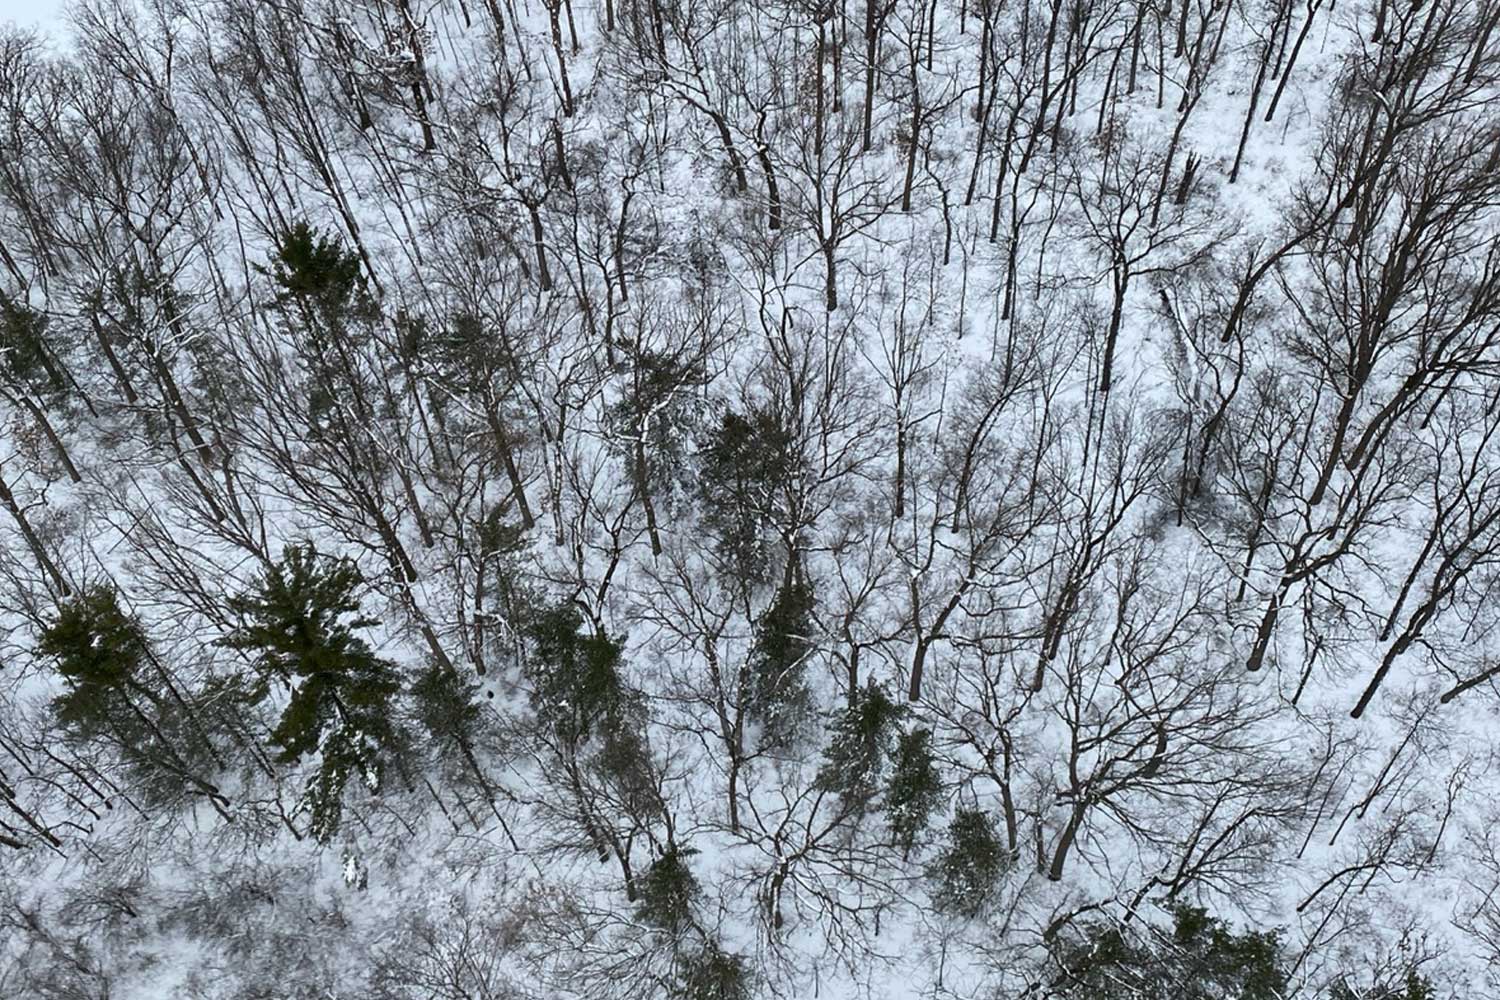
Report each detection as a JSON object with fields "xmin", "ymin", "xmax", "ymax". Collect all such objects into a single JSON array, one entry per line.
[{"xmin": 0, "ymin": 0, "xmax": 1497, "ymax": 996}]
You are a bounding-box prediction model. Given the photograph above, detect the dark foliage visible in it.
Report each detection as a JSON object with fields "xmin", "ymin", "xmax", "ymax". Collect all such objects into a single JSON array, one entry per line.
[
  {"xmin": 635, "ymin": 846, "xmax": 701, "ymax": 931},
  {"xmin": 38, "ymin": 586, "xmax": 151, "ymax": 735},
  {"xmin": 220, "ymin": 543, "xmax": 404, "ymax": 840},
  {"xmin": 675, "ymin": 942, "xmax": 753, "ymax": 1000},
  {"xmin": 931, "ymin": 808, "xmax": 1009, "ymax": 917},
  {"xmin": 524, "ymin": 603, "xmax": 629, "ymax": 748},
  {"xmin": 816, "ymin": 683, "xmax": 905, "ymax": 809},
  {"xmin": 0, "ymin": 298, "xmax": 64, "ymax": 396},
  {"xmin": 697, "ymin": 405, "xmax": 801, "ymax": 583},
  {"xmin": 886, "ymin": 727, "xmax": 943, "ymax": 858},
  {"xmin": 264, "ymin": 222, "xmax": 366, "ymax": 318},
  {"xmin": 1051, "ymin": 904, "xmax": 1289, "ymax": 1000},
  {"xmin": 747, "ymin": 575, "xmax": 816, "ymax": 749}
]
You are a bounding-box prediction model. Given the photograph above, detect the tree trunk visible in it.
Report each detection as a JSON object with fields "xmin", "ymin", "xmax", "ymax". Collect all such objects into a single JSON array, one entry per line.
[
  {"xmin": 486, "ymin": 406, "xmax": 537, "ymax": 530},
  {"xmin": 633, "ymin": 436, "xmax": 663, "ymax": 556},
  {"xmin": 1099, "ymin": 271, "xmax": 1129, "ymax": 394},
  {"xmin": 11, "ymin": 392, "xmax": 81, "ymax": 483},
  {"xmin": 527, "ymin": 203, "xmax": 554, "ymax": 292},
  {"xmin": 755, "ymin": 111, "xmax": 783, "ymax": 231},
  {"xmin": 1264, "ymin": 0, "xmax": 1321, "ymax": 124},
  {"xmin": 547, "ymin": 0, "xmax": 576, "ymax": 116},
  {"xmin": 0, "ymin": 472, "xmax": 68, "ymax": 594},
  {"xmin": 823, "ymin": 240, "xmax": 840, "ymax": 312}
]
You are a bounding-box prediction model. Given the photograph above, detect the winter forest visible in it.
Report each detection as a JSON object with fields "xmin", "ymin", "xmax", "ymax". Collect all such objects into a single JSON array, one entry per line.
[{"xmin": 1, "ymin": 0, "xmax": 1498, "ymax": 995}]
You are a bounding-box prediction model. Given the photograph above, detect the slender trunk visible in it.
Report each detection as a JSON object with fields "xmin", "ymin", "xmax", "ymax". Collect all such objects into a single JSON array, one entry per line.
[
  {"xmin": 615, "ymin": 186, "xmax": 635, "ymax": 305},
  {"xmin": 11, "ymin": 392, "xmax": 81, "ymax": 483},
  {"xmin": 1228, "ymin": 27, "xmax": 1275, "ymax": 183},
  {"xmin": 485, "ymin": 405, "xmax": 537, "ymax": 529},
  {"xmin": 1234, "ymin": 472, "xmax": 1276, "ymax": 603},
  {"xmin": 0, "ymin": 472, "xmax": 68, "ymax": 594},
  {"xmin": 815, "ymin": 19, "xmax": 828, "ymax": 155},
  {"xmin": 863, "ymin": 1, "xmax": 882, "ymax": 151},
  {"xmin": 1382, "ymin": 525, "xmax": 1441, "ymax": 642},
  {"xmin": 755, "ymin": 112, "xmax": 783, "ymax": 231},
  {"xmin": 633, "ymin": 436, "xmax": 662, "ymax": 555},
  {"xmin": 393, "ymin": 461, "xmax": 436, "ymax": 548},
  {"xmin": 394, "ymin": 0, "xmax": 438, "ymax": 149},
  {"xmin": 901, "ymin": 34, "xmax": 922, "ymax": 212},
  {"xmin": 527, "ymin": 203, "xmax": 554, "ymax": 292},
  {"xmin": 1096, "ymin": 34, "xmax": 1125, "ymax": 136},
  {"xmin": 563, "ymin": 0, "xmax": 580, "ymax": 51},
  {"xmin": 1370, "ymin": 0, "xmax": 1391, "ymax": 42},
  {"xmin": 1099, "ymin": 271, "xmax": 1129, "ymax": 394},
  {"xmin": 547, "ymin": 0, "xmax": 576, "ymax": 116},
  {"xmin": 1245, "ymin": 586, "xmax": 1284, "ymax": 672},
  {"xmin": 706, "ymin": 108, "xmax": 748, "ymax": 192},
  {"xmin": 727, "ymin": 752, "xmax": 742, "ymax": 832},
  {"xmin": 893, "ymin": 419, "xmax": 907, "ymax": 517},
  {"xmin": 1127, "ymin": 12, "xmax": 1142, "ymax": 93},
  {"xmin": 975, "ymin": 10, "xmax": 992, "ymax": 121},
  {"xmin": 1048, "ymin": 802, "xmax": 1087, "ymax": 880},
  {"xmin": 1307, "ymin": 390, "xmax": 1358, "ymax": 507},
  {"xmin": 1150, "ymin": 106, "xmax": 1193, "ymax": 228},
  {"xmin": 823, "ymin": 240, "xmax": 839, "ymax": 312},
  {"xmin": 832, "ymin": 0, "xmax": 844, "ymax": 113},
  {"xmin": 151, "ymin": 352, "xmax": 212, "ymax": 463},
  {"xmin": 1264, "ymin": 0, "xmax": 1321, "ymax": 123}
]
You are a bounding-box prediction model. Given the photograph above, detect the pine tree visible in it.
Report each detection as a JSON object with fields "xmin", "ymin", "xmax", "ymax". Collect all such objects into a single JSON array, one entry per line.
[
  {"xmin": 263, "ymin": 221, "xmax": 366, "ymax": 320},
  {"xmin": 747, "ymin": 574, "xmax": 816, "ymax": 749},
  {"xmin": 635, "ymin": 846, "xmax": 701, "ymax": 931},
  {"xmin": 524, "ymin": 604, "xmax": 629, "ymax": 748},
  {"xmin": 675, "ymin": 943, "xmax": 752, "ymax": 1000},
  {"xmin": 607, "ymin": 350, "xmax": 709, "ymax": 497},
  {"xmin": 816, "ymin": 684, "xmax": 905, "ymax": 811},
  {"xmin": 40, "ymin": 586, "xmax": 229, "ymax": 809},
  {"xmin": 38, "ymin": 586, "xmax": 152, "ymax": 736},
  {"xmin": 410, "ymin": 660, "xmax": 487, "ymax": 762},
  {"xmin": 1329, "ymin": 968, "xmax": 1437, "ymax": 1000},
  {"xmin": 0, "ymin": 297, "xmax": 66, "ymax": 399},
  {"xmin": 426, "ymin": 311, "xmax": 509, "ymax": 395},
  {"xmin": 1051, "ymin": 904, "xmax": 1289, "ymax": 1000},
  {"xmin": 478, "ymin": 500, "xmax": 527, "ymax": 558},
  {"xmin": 525, "ymin": 604, "xmax": 660, "ymax": 804},
  {"xmin": 931, "ymin": 808, "xmax": 1009, "ymax": 917},
  {"xmin": 887, "ymin": 727, "xmax": 943, "ymax": 859},
  {"xmin": 697, "ymin": 405, "xmax": 800, "ymax": 584},
  {"xmin": 259, "ymin": 223, "xmax": 377, "ymax": 445},
  {"xmin": 220, "ymin": 543, "xmax": 404, "ymax": 841}
]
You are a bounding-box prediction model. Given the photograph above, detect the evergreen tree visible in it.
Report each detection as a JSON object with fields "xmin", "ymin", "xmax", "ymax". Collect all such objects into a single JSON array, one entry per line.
[
  {"xmin": 747, "ymin": 574, "xmax": 817, "ymax": 749},
  {"xmin": 607, "ymin": 349, "xmax": 709, "ymax": 498},
  {"xmin": 38, "ymin": 586, "xmax": 152, "ymax": 736},
  {"xmin": 524, "ymin": 603, "xmax": 661, "ymax": 813},
  {"xmin": 0, "ymin": 297, "xmax": 66, "ymax": 399},
  {"xmin": 220, "ymin": 543, "xmax": 404, "ymax": 841},
  {"xmin": 886, "ymin": 727, "xmax": 943, "ymax": 859},
  {"xmin": 478, "ymin": 499, "xmax": 527, "ymax": 559},
  {"xmin": 524, "ymin": 603, "xmax": 629, "ymax": 748},
  {"xmin": 931, "ymin": 808, "xmax": 1009, "ymax": 917},
  {"xmin": 697, "ymin": 405, "xmax": 800, "ymax": 585},
  {"xmin": 816, "ymin": 684, "xmax": 905, "ymax": 811},
  {"xmin": 1051, "ymin": 904, "xmax": 1288, "ymax": 1000},
  {"xmin": 1328, "ymin": 966, "xmax": 1437, "ymax": 1000},
  {"xmin": 410, "ymin": 659, "xmax": 487, "ymax": 758},
  {"xmin": 635, "ymin": 846, "xmax": 701, "ymax": 932},
  {"xmin": 39, "ymin": 586, "xmax": 228, "ymax": 808},
  {"xmin": 263, "ymin": 221, "xmax": 366, "ymax": 320},
  {"xmin": 675, "ymin": 943, "xmax": 752, "ymax": 1000},
  {"xmin": 425, "ymin": 311, "xmax": 512, "ymax": 395}
]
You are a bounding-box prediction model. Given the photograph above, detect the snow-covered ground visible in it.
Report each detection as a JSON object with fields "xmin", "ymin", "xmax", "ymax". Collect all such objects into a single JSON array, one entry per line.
[{"xmin": 2, "ymin": 0, "xmax": 1499, "ymax": 996}]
